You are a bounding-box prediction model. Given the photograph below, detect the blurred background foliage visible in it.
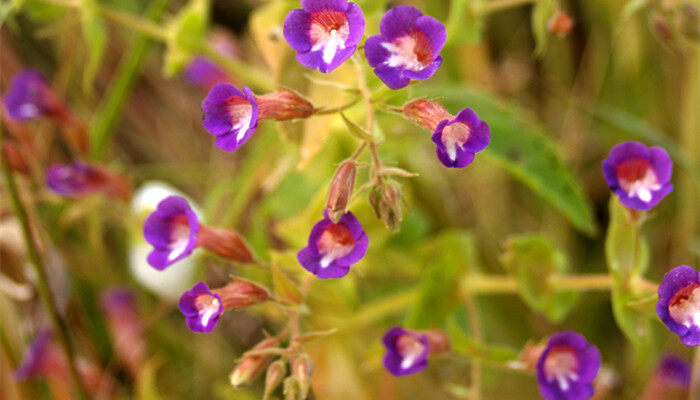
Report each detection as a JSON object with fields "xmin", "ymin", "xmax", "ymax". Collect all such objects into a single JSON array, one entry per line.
[{"xmin": 0, "ymin": 0, "xmax": 699, "ymax": 399}]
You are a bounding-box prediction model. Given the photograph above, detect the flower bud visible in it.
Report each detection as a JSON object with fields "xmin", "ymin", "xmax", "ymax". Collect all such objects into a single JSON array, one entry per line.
[
  {"xmin": 263, "ymin": 360, "xmax": 287, "ymax": 400},
  {"xmin": 213, "ymin": 277, "xmax": 270, "ymax": 309},
  {"xmin": 256, "ymin": 90, "xmax": 315, "ymax": 121},
  {"xmin": 230, "ymin": 337, "xmax": 278, "ymax": 387},
  {"xmin": 402, "ymin": 98, "xmax": 452, "ymax": 132},
  {"xmin": 326, "ymin": 160, "xmax": 357, "ymax": 223},
  {"xmin": 292, "ymin": 354, "xmax": 314, "ymax": 399},
  {"xmin": 46, "ymin": 162, "xmax": 132, "ymax": 201},
  {"xmin": 2, "ymin": 142, "xmax": 31, "ymax": 175},
  {"xmin": 196, "ymin": 225, "xmax": 255, "ymax": 264},
  {"xmin": 283, "ymin": 376, "xmax": 301, "ymax": 400},
  {"xmin": 548, "ymin": 11, "xmax": 574, "ymax": 37},
  {"xmin": 652, "ymin": 14, "xmax": 675, "ymax": 44},
  {"xmin": 380, "ymin": 180, "xmax": 404, "ymax": 232},
  {"xmin": 680, "ymin": 3, "xmax": 700, "ymax": 42}
]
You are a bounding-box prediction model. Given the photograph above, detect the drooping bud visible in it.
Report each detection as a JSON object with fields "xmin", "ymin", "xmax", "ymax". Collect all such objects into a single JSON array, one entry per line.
[
  {"xmin": 46, "ymin": 162, "xmax": 132, "ymax": 201},
  {"xmin": 196, "ymin": 225, "xmax": 255, "ymax": 264},
  {"xmin": 263, "ymin": 360, "xmax": 287, "ymax": 400},
  {"xmin": 326, "ymin": 160, "xmax": 357, "ymax": 223},
  {"xmin": 292, "ymin": 354, "xmax": 314, "ymax": 399},
  {"xmin": 230, "ymin": 336, "xmax": 279, "ymax": 387},
  {"xmin": 369, "ymin": 180, "xmax": 404, "ymax": 232},
  {"xmin": 402, "ymin": 98, "xmax": 452, "ymax": 132},
  {"xmin": 422, "ymin": 329, "xmax": 450, "ymax": 355},
  {"xmin": 548, "ymin": 11, "xmax": 574, "ymax": 37},
  {"xmin": 255, "ymin": 90, "xmax": 315, "ymax": 121},
  {"xmin": 213, "ymin": 277, "xmax": 270, "ymax": 309}
]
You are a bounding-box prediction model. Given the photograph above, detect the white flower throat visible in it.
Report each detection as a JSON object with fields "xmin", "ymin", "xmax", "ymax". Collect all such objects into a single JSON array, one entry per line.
[
  {"xmin": 669, "ymin": 284, "xmax": 700, "ymax": 329},
  {"xmin": 615, "ymin": 159, "xmax": 661, "ymax": 203},
  {"xmin": 317, "ymin": 224, "xmax": 355, "ymax": 268},
  {"xmin": 309, "ymin": 11, "xmax": 350, "ymax": 65},
  {"xmin": 544, "ymin": 347, "xmax": 579, "ymax": 392}
]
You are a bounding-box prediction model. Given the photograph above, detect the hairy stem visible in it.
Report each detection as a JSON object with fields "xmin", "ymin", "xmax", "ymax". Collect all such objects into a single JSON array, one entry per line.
[{"xmin": 0, "ymin": 129, "xmax": 90, "ymax": 400}]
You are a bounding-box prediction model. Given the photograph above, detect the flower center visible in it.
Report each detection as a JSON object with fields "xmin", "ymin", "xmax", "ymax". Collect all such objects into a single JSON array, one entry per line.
[
  {"xmin": 669, "ymin": 283, "xmax": 700, "ymax": 328},
  {"xmin": 316, "ymin": 223, "xmax": 355, "ymax": 268},
  {"xmin": 194, "ymin": 294, "xmax": 221, "ymax": 327},
  {"xmin": 383, "ymin": 30, "xmax": 434, "ymax": 71},
  {"xmin": 544, "ymin": 346, "xmax": 579, "ymax": 392},
  {"xmin": 225, "ymin": 97, "xmax": 253, "ymax": 141},
  {"xmin": 615, "ymin": 158, "xmax": 661, "ymax": 203},
  {"xmin": 168, "ymin": 215, "xmax": 192, "ymax": 261},
  {"xmin": 441, "ymin": 122, "xmax": 471, "ymax": 161},
  {"xmin": 396, "ymin": 334, "xmax": 426, "ymax": 370},
  {"xmin": 309, "ymin": 10, "xmax": 350, "ymax": 65}
]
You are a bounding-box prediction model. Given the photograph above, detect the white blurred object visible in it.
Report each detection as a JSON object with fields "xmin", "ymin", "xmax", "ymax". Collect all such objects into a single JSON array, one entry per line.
[{"xmin": 129, "ymin": 181, "xmax": 203, "ymax": 301}]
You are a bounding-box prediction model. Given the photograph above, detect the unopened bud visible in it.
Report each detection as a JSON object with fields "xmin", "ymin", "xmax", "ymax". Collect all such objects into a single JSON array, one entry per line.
[
  {"xmin": 213, "ymin": 277, "xmax": 270, "ymax": 309},
  {"xmin": 548, "ymin": 12, "xmax": 574, "ymax": 37},
  {"xmin": 380, "ymin": 180, "xmax": 404, "ymax": 232},
  {"xmin": 422, "ymin": 330, "xmax": 450, "ymax": 355},
  {"xmin": 292, "ymin": 354, "xmax": 314, "ymax": 399},
  {"xmin": 263, "ymin": 360, "xmax": 287, "ymax": 400},
  {"xmin": 402, "ymin": 98, "xmax": 452, "ymax": 132},
  {"xmin": 46, "ymin": 162, "xmax": 132, "ymax": 201},
  {"xmin": 197, "ymin": 226, "xmax": 255, "ymax": 264},
  {"xmin": 230, "ymin": 337, "xmax": 278, "ymax": 387},
  {"xmin": 326, "ymin": 160, "xmax": 357, "ymax": 223},
  {"xmin": 283, "ymin": 376, "xmax": 301, "ymax": 400},
  {"xmin": 256, "ymin": 90, "xmax": 315, "ymax": 120},
  {"xmin": 652, "ymin": 14, "xmax": 675, "ymax": 44}
]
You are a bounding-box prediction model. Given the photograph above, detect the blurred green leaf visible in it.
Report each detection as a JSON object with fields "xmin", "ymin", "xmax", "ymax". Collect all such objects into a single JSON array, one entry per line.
[
  {"xmin": 164, "ymin": 0, "xmax": 208, "ymax": 77},
  {"xmin": 417, "ymin": 84, "xmax": 598, "ymax": 236},
  {"xmin": 137, "ymin": 356, "xmax": 164, "ymax": 400},
  {"xmin": 447, "ymin": 317, "xmax": 519, "ymax": 366},
  {"xmin": 79, "ymin": 0, "xmax": 106, "ymax": 93},
  {"xmin": 500, "ymin": 234, "xmax": 578, "ymax": 322},
  {"xmin": 272, "ymin": 263, "xmax": 303, "ymax": 304},
  {"xmin": 0, "ymin": 0, "xmax": 21, "ymax": 26},
  {"xmin": 531, "ymin": 0, "xmax": 556, "ymax": 56},
  {"xmin": 446, "ymin": 0, "xmax": 485, "ymax": 45},
  {"xmin": 605, "ymin": 198, "xmax": 656, "ymax": 364},
  {"xmin": 249, "ymin": 0, "xmax": 293, "ymax": 75},
  {"xmin": 404, "ymin": 231, "xmax": 476, "ymax": 329},
  {"xmin": 619, "ymin": 0, "xmax": 650, "ymax": 24}
]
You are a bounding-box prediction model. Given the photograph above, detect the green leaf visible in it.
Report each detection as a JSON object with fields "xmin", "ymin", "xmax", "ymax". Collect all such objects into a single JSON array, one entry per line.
[
  {"xmin": 163, "ymin": 0, "xmax": 209, "ymax": 77},
  {"xmin": 605, "ymin": 197, "xmax": 656, "ymax": 364},
  {"xmin": 500, "ymin": 234, "xmax": 578, "ymax": 322},
  {"xmin": 137, "ymin": 356, "xmax": 164, "ymax": 400},
  {"xmin": 404, "ymin": 231, "xmax": 476, "ymax": 329},
  {"xmin": 604, "ymin": 198, "xmax": 649, "ymax": 279},
  {"xmin": 446, "ymin": 0, "xmax": 485, "ymax": 45},
  {"xmin": 531, "ymin": 0, "xmax": 556, "ymax": 56},
  {"xmin": 416, "ymin": 84, "xmax": 598, "ymax": 236},
  {"xmin": 79, "ymin": 0, "xmax": 106, "ymax": 93},
  {"xmin": 619, "ymin": 0, "xmax": 651, "ymax": 24},
  {"xmin": 340, "ymin": 112, "xmax": 373, "ymax": 141},
  {"xmin": 272, "ymin": 263, "xmax": 303, "ymax": 304}
]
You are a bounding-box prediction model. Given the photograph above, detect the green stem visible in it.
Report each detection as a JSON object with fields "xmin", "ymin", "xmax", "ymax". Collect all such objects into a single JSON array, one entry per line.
[
  {"xmin": 199, "ymin": 44, "xmax": 275, "ymax": 91},
  {"xmin": 0, "ymin": 129, "xmax": 90, "ymax": 400},
  {"xmin": 90, "ymin": 0, "xmax": 170, "ymax": 159},
  {"xmin": 313, "ymin": 97, "xmax": 362, "ymax": 115}
]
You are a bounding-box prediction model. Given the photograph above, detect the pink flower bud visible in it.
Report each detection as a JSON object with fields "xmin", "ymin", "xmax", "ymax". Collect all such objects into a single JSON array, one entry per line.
[
  {"xmin": 196, "ymin": 225, "xmax": 255, "ymax": 264},
  {"xmin": 402, "ymin": 98, "xmax": 452, "ymax": 132},
  {"xmin": 213, "ymin": 277, "xmax": 270, "ymax": 309},
  {"xmin": 291, "ymin": 354, "xmax": 314, "ymax": 399},
  {"xmin": 326, "ymin": 160, "xmax": 357, "ymax": 223},
  {"xmin": 255, "ymin": 90, "xmax": 315, "ymax": 121},
  {"xmin": 230, "ymin": 336, "xmax": 279, "ymax": 387},
  {"xmin": 548, "ymin": 12, "xmax": 574, "ymax": 37},
  {"xmin": 263, "ymin": 360, "xmax": 287, "ymax": 400}
]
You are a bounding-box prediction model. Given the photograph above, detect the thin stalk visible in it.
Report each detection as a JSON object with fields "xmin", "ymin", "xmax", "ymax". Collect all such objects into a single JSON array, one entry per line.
[
  {"xmin": 313, "ymin": 97, "xmax": 362, "ymax": 115},
  {"xmin": 352, "ymin": 55, "xmax": 383, "ymax": 172},
  {"xmin": 1, "ymin": 129, "xmax": 90, "ymax": 400},
  {"xmin": 463, "ymin": 292, "xmax": 482, "ymax": 400}
]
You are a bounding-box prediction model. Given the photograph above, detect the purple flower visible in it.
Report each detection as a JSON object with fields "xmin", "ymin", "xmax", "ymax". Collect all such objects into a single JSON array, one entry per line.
[
  {"xmin": 431, "ymin": 107, "xmax": 490, "ymax": 168},
  {"xmin": 602, "ymin": 141, "xmax": 673, "ymax": 210},
  {"xmin": 14, "ymin": 330, "xmax": 61, "ymax": 380},
  {"xmin": 184, "ymin": 57, "xmax": 232, "ymax": 89},
  {"xmin": 536, "ymin": 331, "xmax": 601, "ymax": 400},
  {"xmin": 202, "ymin": 83, "xmax": 259, "ymax": 152},
  {"xmin": 2, "ymin": 70, "xmax": 54, "ymax": 120},
  {"xmin": 143, "ymin": 196, "xmax": 200, "ymax": 270},
  {"xmin": 46, "ymin": 162, "xmax": 132, "ymax": 200},
  {"xmin": 178, "ymin": 281, "xmax": 224, "ymax": 333},
  {"xmin": 283, "ymin": 0, "xmax": 365, "ymax": 73},
  {"xmin": 656, "ymin": 355, "xmax": 691, "ymax": 388},
  {"xmin": 297, "ymin": 210, "xmax": 368, "ymax": 279},
  {"xmin": 382, "ymin": 327, "xmax": 430, "ymax": 376},
  {"xmin": 365, "ymin": 6, "xmax": 446, "ymax": 89},
  {"xmin": 656, "ymin": 265, "xmax": 700, "ymax": 346}
]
